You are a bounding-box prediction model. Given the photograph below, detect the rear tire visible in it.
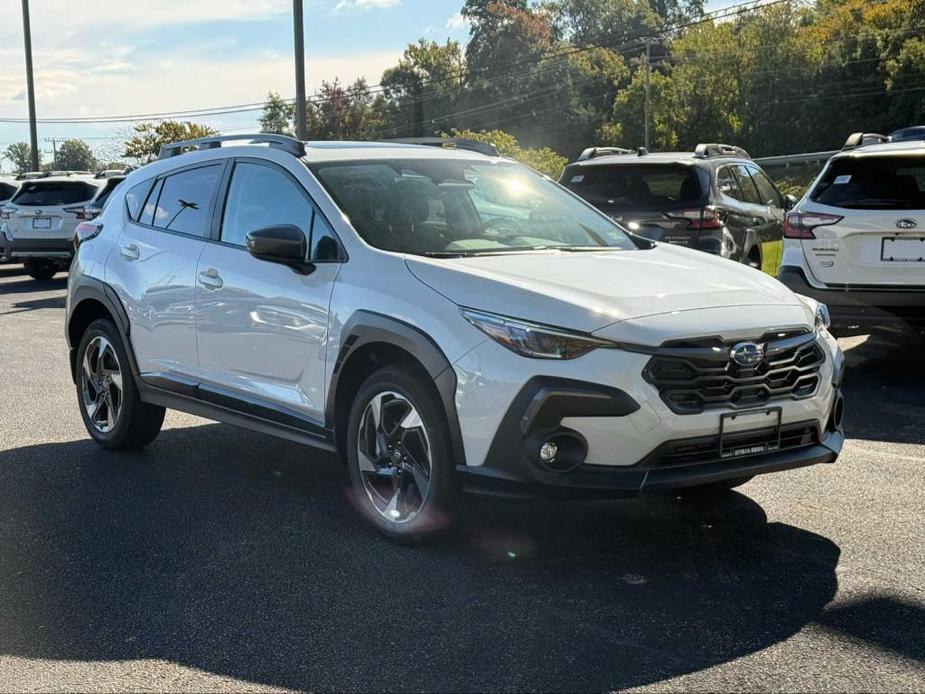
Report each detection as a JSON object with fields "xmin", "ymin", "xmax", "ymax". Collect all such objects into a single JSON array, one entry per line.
[
  {"xmin": 76, "ymin": 318, "xmax": 165, "ymax": 450},
  {"xmin": 345, "ymin": 363, "xmax": 459, "ymax": 543},
  {"xmin": 23, "ymin": 259, "xmax": 57, "ymax": 280}
]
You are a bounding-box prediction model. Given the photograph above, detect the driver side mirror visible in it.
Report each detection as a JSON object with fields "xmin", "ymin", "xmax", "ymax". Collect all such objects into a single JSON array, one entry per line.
[
  {"xmin": 246, "ymin": 225, "xmax": 315, "ymax": 275},
  {"xmin": 783, "ymin": 194, "xmax": 798, "ymax": 210}
]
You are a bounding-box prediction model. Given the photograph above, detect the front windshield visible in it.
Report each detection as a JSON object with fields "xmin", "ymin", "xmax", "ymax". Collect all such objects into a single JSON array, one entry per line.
[{"xmin": 309, "ymin": 158, "xmax": 636, "ymax": 255}]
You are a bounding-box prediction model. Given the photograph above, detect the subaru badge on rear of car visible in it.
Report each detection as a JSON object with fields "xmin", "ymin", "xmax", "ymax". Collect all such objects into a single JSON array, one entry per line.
[{"xmin": 896, "ymin": 218, "xmax": 918, "ymax": 229}]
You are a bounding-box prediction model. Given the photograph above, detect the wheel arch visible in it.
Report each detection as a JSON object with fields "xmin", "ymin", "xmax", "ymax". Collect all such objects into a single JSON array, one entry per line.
[
  {"xmin": 67, "ymin": 278, "xmax": 138, "ymax": 383},
  {"xmin": 327, "ymin": 311, "xmax": 467, "ymax": 466}
]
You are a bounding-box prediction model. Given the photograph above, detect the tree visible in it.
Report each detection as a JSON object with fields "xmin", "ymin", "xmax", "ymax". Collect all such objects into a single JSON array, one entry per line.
[
  {"xmin": 303, "ymin": 79, "xmax": 384, "ymax": 141},
  {"xmin": 4, "ymin": 142, "xmax": 39, "ymax": 173},
  {"xmin": 259, "ymin": 92, "xmax": 294, "ymax": 135},
  {"xmin": 379, "ymin": 39, "xmax": 465, "ymax": 137},
  {"xmin": 449, "ymin": 128, "xmax": 568, "ymax": 178},
  {"xmin": 54, "ymin": 138, "xmax": 98, "ymax": 171},
  {"xmin": 124, "ymin": 121, "xmax": 219, "ymax": 163}
]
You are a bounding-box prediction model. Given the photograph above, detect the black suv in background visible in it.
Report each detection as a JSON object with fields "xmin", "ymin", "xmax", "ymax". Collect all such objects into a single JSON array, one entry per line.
[{"xmin": 560, "ymin": 144, "xmax": 794, "ymax": 273}]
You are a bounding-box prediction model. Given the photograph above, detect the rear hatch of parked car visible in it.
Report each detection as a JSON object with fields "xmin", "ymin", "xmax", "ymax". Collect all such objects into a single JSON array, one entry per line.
[
  {"xmin": 3, "ymin": 179, "xmax": 99, "ymax": 240},
  {"xmin": 793, "ymin": 153, "xmax": 925, "ymax": 286},
  {"xmin": 561, "ymin": 162, "xmax": 711, "ymax": 246}
]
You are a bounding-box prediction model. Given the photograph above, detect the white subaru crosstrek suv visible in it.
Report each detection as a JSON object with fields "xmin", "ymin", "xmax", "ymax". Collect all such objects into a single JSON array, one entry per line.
[
  {"xmin": 66, "ymin": 134, "xmax": 845, "ymax": 542},
  {"xmin": 0, "ymin": 171, "xmax": 103, "ymax": 279},
  {"xmin": 779, "ymin": 133, "xmax": 925, "ymax": 335}
]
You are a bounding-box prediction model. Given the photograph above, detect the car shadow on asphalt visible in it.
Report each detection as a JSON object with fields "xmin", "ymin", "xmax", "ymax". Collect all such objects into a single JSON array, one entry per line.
[
  {"xmin": 0, "ymin": 295, "xmax": 67, "ymax": 315},
  {"xmin": 0, "ymin": 275, "xmax": 68, "ymax": 295},
  {"xmin": 0, "ymin": 423, "xmax": 848, "ymax": 692},
  {"xmin": 840, "ymin": 333, "xmax": 925, "ymax": 445}
]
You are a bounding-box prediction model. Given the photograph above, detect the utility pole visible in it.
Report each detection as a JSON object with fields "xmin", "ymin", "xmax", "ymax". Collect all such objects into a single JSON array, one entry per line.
[
  {"xmin": 43, "ymin": 137, "xmax": 59, "ymax": 168},
  {"xmin": 643, "ymin": 40, "xmax": 651, "ymax": 151},
  {"xmin": 21, "ymin": 0, "xmax": 39, "ymax": 171},
  {"xmin": 293, "ymin": 0, "xmax": 307, "ymax": 141}
]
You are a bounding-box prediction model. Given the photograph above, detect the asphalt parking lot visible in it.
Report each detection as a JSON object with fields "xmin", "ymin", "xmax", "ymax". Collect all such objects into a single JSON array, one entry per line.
[{"xmin": 0, "ymin": 263, "xmax": 923, "ymax": 693}]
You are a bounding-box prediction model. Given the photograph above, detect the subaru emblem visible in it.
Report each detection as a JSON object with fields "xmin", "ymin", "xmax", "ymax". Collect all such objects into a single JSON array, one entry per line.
[
  {"xmin": 896, "ymin": 218, "xmax": 918, "ymax": 229},
  {"xmin": 730, "ymin": 341, "xmax": 764, "ymax": 367},
  {"xmin": 34, "ymin": 210, "xmax": 42, "ymax": 216}
]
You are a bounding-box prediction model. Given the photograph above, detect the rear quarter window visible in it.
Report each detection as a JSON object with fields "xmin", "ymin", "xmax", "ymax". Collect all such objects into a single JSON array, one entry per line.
[
  {"xmin": 812, "ymin": 156, "xmax": 925, "ymax": 209},
  {"xmin": 12, "ymin": 181, "xmax": 98, "ymax": 206},
  {"xmin": 0, "ymin": 182, "xmax": 17, "ymax": 201}
]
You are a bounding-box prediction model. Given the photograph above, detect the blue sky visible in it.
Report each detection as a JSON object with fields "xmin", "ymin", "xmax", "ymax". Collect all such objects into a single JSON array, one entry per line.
[{"xmin": 0, "ymin": 0, "xmax": 734, "ymax": 168}]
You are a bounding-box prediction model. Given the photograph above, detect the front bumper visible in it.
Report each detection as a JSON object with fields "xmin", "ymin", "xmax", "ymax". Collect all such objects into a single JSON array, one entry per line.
[
  {"xmin": 779, "ymin": 266, "xmax": 925, "ymax": 333},
  {"xmin": 0, "ymin": 229, "xmax": 73, "ymax": 261},
  {"xmin": 456, "ymin": 370, "xmax": 844, "ymax": 500}
]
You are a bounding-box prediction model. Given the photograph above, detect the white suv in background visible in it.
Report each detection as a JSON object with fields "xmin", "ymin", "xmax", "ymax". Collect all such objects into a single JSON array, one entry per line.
[
  {"xmin": 66, "ymin": 134, "xmax": 844, "ymax": 543},
  {"xmin": 0, "ymin": 171, "xmax": 105, "ymax": 279},
  {"xmin": 779, "ymin": 133, "xmax": 925, "ymax": 336}
]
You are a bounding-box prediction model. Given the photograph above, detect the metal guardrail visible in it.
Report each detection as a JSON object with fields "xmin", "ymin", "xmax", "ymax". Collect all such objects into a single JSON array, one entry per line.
[{"xmin": 753, "ymin": 150, "xmax": 838, "ymax": 168}]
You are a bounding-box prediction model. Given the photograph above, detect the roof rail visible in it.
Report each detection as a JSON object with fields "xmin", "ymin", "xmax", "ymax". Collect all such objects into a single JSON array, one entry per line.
[
  {"xmin": 842, "ymin": 132, "xmax": 889, "ymax": 150},
  {"xmin": 382, "ymin": 137, "xmax": 499, "ymax": 157},
  {"xmin": 692, "ymin": 143, "xmax": 751, "ymax": 159},
  {"xmin": 157, "ymin": 133, "xmax": 306, "ymax": 160},
  {"xmin": 577, "ymin": 146, "xmax": 634, "ymax": 161},
  {"xmin": 14, "ymin": 170, "xmax": 92, "ymax": 180},
  {"xmin": 94, "ymin": 168, "xmax": 128, "ymax": 178}
]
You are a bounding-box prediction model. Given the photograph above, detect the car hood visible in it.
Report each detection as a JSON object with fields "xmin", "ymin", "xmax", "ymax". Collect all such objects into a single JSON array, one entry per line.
[{"xmin": 405, "ymin": 244, "xmax": 806, "ymax": 335}]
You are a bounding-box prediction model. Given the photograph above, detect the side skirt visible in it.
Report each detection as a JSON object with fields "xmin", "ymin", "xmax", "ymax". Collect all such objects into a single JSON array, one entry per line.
[{"xmin": 137, "ymin": 376, "xmax": 335, "ymax": 452}]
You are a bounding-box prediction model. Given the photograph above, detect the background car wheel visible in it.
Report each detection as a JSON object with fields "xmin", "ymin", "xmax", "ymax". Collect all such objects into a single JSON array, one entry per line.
[
  {"xmin": 23, "ymin": 259, "xmax": 57, "ymax": 280},
  {"xmin": 346, "ymin": 364, "xmax": 459, "ymax": 543},
  {"xmin": 681, "ymin": 475, "xmax": 754, "ymax": 497},
  {"xmin": 76, "ymin": 318, "xmax": 165, "ymax": 450}
]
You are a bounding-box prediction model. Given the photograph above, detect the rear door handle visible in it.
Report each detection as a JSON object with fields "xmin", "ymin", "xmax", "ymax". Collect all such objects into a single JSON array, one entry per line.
[
  {"xmin": 198, "ymin": 268, "xmax": 223, "ymax": 290},
  {"xmin": 120, "ymin": 243, "xmax": 140, "ymax": 261}
]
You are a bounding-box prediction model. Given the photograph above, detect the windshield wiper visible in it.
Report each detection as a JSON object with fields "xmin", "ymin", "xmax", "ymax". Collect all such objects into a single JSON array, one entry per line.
[{"xmin": 421, "ymin": 245, "xmax": 558, "ymax": 257}]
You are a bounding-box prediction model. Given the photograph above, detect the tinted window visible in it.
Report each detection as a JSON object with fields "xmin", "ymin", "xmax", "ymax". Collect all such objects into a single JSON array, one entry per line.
[
  {"xmin": 12, "ymin": 181, "xmax": 97, "ymax": 206},
  {"xmin": 562, "ymin": 164, "xmax": 705, "ymax": 210},
  {"xmin": 125, "ymin": 179, "xmax": 154, "ymax": 221},
  {"xmin": 716, "ymin": 166, "xmax": 740, "ymax": 198},
  {"xmin": 140, "ymin": 179, "xmax": 163, "ymax": 226},
  {"xmin": 312, "ymin": 159, "xmax": 636, "ymax": 255},
  {"xmin": 221, "ymin": 162, "xmax": 312, "ymax": 247},
  {"xmin": 729, "ymin": 165, "xmax": 762, "ymax": 205},
  {"xmin": 92, "ymin": 178, "xmax": 124, "ymax": 209},
  {"xmin": 811, "ymin": 156, "xmax": 925, "ymax": 209},
  {"xmin": 310, "ymin": 212, "xmax": 340, "ymax": 260},
  {"xmin": 0, "ymin": 182, "xmax": 17, "ymax": 201},
  {"xmin": 748, "ymin": 166, "xmax": 782, "ymax": 207},
  {"xmin": 150, "ymin": 165, "xmax": 222, "ymax": 237}
]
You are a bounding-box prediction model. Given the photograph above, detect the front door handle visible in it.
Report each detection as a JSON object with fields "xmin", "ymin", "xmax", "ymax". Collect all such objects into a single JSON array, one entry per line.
[
  {"xmin": 198, "ymin": 268, "xmax": 223, "ymax": 290},
  {"xmin": 120, "ymin": 243, "xmax": 140, "ymax": 261}
]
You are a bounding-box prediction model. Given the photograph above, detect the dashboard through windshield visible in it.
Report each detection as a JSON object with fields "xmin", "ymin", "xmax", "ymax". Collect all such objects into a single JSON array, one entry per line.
[{"xmin": 309, "ymin": 158, "xmax": 636, "ymax": 256}]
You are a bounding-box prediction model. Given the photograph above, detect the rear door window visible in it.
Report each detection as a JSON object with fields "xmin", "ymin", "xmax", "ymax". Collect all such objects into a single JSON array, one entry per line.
[
  {"xmin": 149, "ymin": 164, "xmax": 223, "ymax": 237},
  {"xmin": 729, "ymin": 165, "xmax": 762, "ymax": 205},
  {"xmin": 811, "ymin": 156, "xmax": 925, "ymax": 209},
  {"xmin": 747, "ymin": 166, "xmax": 783, "ymax": 208},
  {"xmin": 562, "ymin": 164, "xmax": 706, "ymax": 209},
  {"xmin": 12, "ymin": 181, "xmax": 97, "ymax": 206}
]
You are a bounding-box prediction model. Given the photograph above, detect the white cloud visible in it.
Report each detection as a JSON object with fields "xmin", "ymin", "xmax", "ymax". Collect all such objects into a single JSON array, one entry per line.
[
  {"xmin": 445, "ymin": 12, "xmax": 468, "ymax": 33},
  {"xmin": 333, "ymin": 0, "xmax": 401, "ymax": 13}
]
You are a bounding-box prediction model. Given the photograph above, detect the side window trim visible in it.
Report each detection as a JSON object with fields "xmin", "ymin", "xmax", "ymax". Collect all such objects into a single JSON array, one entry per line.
[{"xmin": 214, "ymin": 156, "xmax": 346, "ymax": 263}]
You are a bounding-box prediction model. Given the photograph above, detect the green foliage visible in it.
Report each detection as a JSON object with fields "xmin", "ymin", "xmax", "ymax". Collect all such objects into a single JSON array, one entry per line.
[
  {"xmin": 259, "ymin": 92, "xmax": 294, "ymax": 135},
  {"xmin": 54, "ymin": 139, "xmax": 98, "ymax": 171},
  {"xmin": 4, "ymin": 142, "xmax": 39, "ymax": 173},
  {"xmin": 304, "ymin": 78, "xmax": 383, "ymax": 141},
  {"xmin": 124, "ymin": 121, "xmax": 219, "ymax": 163},
  {"xmin": 449, "ymin": 128, "xmax": 568, "ymax": 178}
]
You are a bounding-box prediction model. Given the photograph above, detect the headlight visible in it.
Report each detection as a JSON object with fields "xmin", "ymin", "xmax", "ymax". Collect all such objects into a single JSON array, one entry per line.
[
  {"xmin": 461, "ymin": 308, "xmax": 613, "ymax": 359},
  {"xmin": 815, "ymin": 303, "xmax": 831, "ymax": 332}
]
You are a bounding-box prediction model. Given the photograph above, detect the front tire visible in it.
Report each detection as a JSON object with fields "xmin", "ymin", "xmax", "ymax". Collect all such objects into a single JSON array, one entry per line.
[
  {"xmin": 23, "ymin": 259, "xmax": 57, "ymax": 280},
  {"xmin": 76, "ymin": 319, "xmax": 165, "ymax": 450},
  {"xmin": 345, "ymin": 364, "xmax": 459, "ymax": 543}
]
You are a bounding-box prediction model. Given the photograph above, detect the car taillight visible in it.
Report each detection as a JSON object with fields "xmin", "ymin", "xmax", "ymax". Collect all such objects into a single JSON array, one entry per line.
[
  {"xmin": 784, "ymin": 211, "xmax": 842, "ymax": 239},
  {"xmin": 64, "ymin": 205, "xmax": 93, "ymax": 221},
  {"xmin": 73, "ymin": 222, "xmax": 102, "ymax": 250},
  {"xmin": 0, "ymin": 206, "xmax": 12, "ymax": 220},
  {"xmin": 666, "ymin": 207, "xmax": 721, "ymax": 230}
]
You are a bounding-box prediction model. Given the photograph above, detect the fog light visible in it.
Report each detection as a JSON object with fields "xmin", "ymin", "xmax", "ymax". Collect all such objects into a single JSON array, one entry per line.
[{"xmin": 539, "ymin": 441, "xmax": 558, "ymax": 463}]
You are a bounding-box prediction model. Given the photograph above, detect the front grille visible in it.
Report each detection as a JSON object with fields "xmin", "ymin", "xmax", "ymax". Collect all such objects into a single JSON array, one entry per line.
[
  {"xmin": 643, "ymin": 330, "xmax": 825, "ymax": 415},
  {"xmin": 652, "ymin": 422, "xmax": 819, "ymax": 468}
]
